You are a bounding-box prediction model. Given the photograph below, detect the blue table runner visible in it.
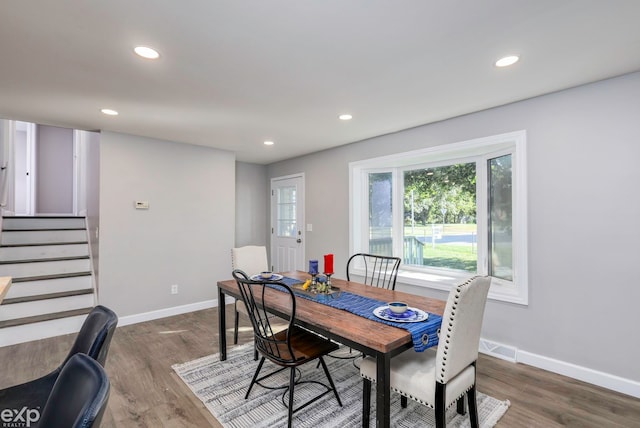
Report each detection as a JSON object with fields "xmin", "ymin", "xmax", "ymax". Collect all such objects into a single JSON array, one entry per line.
[{"xmin": 271, "ymin": 277, "xmax": 442, "ymax": 352}]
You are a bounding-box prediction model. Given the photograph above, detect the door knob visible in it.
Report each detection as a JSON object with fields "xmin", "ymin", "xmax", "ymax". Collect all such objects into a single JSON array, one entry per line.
[{"xmin": 296, "ymin": 238, "xmax": 302, "ymax": 243}]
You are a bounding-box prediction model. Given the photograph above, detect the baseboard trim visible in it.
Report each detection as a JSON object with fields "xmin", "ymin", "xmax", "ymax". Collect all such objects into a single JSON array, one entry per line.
[
  {"xmin": 478, "ymin": 337, "xmax": 639, "ymax": 399},
  {"xmin": 118, "ymin": 299, "xmax": 219, "ymax": 327},
  {"xmin": 517, "ymin": 350, "xmax": 640, "ymax": 399}
]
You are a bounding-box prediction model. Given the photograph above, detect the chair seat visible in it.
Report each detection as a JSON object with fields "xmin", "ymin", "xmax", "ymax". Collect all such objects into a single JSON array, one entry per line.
[
  {"xmin": 360, "ymin": 348, "xmax": 475, "ymax": 408},
  {"xmin": 236, "ymin": 299, "xmax": 249, "ymax": 315},
  {"xmin": 264, "ymin": 327, "xmax": 340, "ymax": 364}
]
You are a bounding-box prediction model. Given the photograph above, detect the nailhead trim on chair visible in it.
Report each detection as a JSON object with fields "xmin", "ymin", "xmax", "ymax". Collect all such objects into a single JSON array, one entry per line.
[
  {"xmin": 438, "ymin": 275, "xmax": 478, "ymax": 383},
  {"xmin": 359, "ymin": 373, "xmax": 472, "ymax": 410}
]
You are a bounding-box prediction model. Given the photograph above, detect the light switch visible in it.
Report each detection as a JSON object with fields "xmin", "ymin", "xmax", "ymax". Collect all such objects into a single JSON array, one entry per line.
[
  {"xmin": 306, "ymin": 224, "xmax": 313, "ymax": 232},
  {"xmin": 135, "ymin": 201, "xmax": 149, "ymax": 209}
]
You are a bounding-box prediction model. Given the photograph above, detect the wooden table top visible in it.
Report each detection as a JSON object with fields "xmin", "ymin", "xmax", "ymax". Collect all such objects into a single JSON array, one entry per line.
[
  {"xmin": 0, "ymin": 277, "xmax": 12, "ymax": 305},
  {"xmin": 218, "ymin": 271, "xmax": 446, "ymax": 354}
]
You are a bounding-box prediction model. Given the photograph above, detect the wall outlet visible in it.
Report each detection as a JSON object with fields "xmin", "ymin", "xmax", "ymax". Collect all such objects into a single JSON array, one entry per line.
[{"xmin": 171, "ymin": 284, "xmax": 179, "ymax": 294}]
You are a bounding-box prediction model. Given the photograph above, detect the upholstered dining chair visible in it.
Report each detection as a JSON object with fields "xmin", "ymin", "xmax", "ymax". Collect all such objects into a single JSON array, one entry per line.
[
  {"xmin": 0, "ymin": 305, "xmax": 118, "ymax": 416},
  {"xmin": 231, "ymin": 245, "xmax": 270, "ymax": 344},
  {"xmin": 346, "ymin": 253, "xmax": 401, "ymax": 290},
  {"xmin": 232, "ymin": 269, "xmax": 343, "ymax": 428},
  {"xmin": 360, "ymin": 275, "xmax": 491, "ymax": 428},
  {"xmin": 38, "ymin": 353, "xmax": 110, "ymax": 428}
]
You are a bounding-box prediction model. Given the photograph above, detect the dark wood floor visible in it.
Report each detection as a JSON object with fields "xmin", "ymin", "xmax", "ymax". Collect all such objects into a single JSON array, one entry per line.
[{"xmin": 1, "ymin": 305, "xmax": 639, "ymax": 427}]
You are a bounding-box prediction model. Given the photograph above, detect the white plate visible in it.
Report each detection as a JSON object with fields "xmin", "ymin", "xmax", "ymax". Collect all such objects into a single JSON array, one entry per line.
[
  {"xmin": 373, "ymin": 306, "xmax": 429, "ymax": 323},
  {"xmin": 250, "ymin": 273, "xmax": 283, "ymax": 281}
]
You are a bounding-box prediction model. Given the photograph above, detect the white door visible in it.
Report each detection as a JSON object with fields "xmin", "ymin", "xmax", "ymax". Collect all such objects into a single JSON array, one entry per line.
[
  {"xmin": 271, "ymin": 174, "xmax": 305, "ymax": 272},
  {"xmin": 14, "ymin": 121, "xmax": 36, "ymax": 216}
]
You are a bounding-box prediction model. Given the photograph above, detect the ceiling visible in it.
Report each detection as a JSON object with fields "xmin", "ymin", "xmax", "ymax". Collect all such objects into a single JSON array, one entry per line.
[{"xmin": 1, "ymin": 1, "xmax": 639, "ymax": 164}]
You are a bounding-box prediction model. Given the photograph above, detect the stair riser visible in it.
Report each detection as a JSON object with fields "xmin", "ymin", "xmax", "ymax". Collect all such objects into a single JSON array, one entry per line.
[
  {"xmin": 0, "ymin": 314, "xmax": 87, "ymax": 347},
  {"xmin": 0, "ymin": 243, "xmax": 89, "ymax": 261},
  {"xmin": 0, "ymin": 293, "xmax": 95, "ymax": 321},
  {"xmin": 0, "ymin": 258, "xmax": 90, "ymax": 279},
  {"xmin": 5, "ymin": 275, "xmax": 92, "ymax": 299},
  {"xmin": 1, "ymin": 229, "xmax": 87, "ymax": 245},
  {"xmin": 3, "ymin": 217, "xmax": 85, "ymax": 230}
]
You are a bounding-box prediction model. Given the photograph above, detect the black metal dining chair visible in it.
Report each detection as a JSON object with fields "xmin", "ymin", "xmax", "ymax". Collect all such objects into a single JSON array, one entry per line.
[
  {"xmin": 329, "ymin": 253, "xmax": 401, "ymax": 363},
  {"xmin": 346, "ymin": 253, "xmax": 401, "ymax": 290},
  {"xmin": 232, "ymin": 269, "xmax": 343, "ymax": 428}
]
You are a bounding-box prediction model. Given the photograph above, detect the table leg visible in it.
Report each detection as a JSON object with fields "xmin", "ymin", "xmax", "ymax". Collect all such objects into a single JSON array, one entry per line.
[
  {"xmin": 218, "ymin": 286, "xmax": 227, "ymax": 361},
  {"xmin": 375, "ymin": 351, "xmax": 391, "ymax": 428}
]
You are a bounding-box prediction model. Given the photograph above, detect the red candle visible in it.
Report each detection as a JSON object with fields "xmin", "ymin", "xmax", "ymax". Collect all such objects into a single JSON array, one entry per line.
[{"xmin": 324, "ymin": 253, "xmax": 334, "ymax": 274}]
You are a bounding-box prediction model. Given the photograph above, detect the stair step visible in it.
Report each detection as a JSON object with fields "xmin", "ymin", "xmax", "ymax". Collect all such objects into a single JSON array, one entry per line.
[
  {"xmin": 12, "ymin": 271, "xmax": 92, "ymax": 283},
  {"xmin": 0, "ymin": 312, "xmax": 89, "ymax": 347},
  {"xmin": 0, "ymin": 243, "xmax": 89, "ymax": 261},
  {"xmin": 0, "ymin": 293, "xmax": 94, "ymax": 321},
  {"xmin": 1, "ymin": 229, "xmax": 87, "ymax": 245},
  {"xmin": 2, "ymin": 216, "xmax": 85, "ymax": 230},
  {"xmin": 0, "ymin": 257, "xmax": 91, "ymax": 279},
  {"xmin": 2, "ymin": 288, "xmax": 94, "ymax": 305},
  {"xmin": 0, "ymin": 307, "xmax": 92, "ymax": 329},
  {"xmin": 0, "ymin": 255, "xmax": 89, "ymax": 265},
  {"xmin": 6, "ymin": 275, "xmax": 92, "ymax": 299},
  {"xmin": 0, "ymin": 241, "xmax": 88, "ymax": 248}
]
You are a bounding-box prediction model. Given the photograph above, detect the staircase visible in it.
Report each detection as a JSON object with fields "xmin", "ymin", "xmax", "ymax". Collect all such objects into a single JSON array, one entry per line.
[{"xmin": 0, "ymin": 216, "xmax": 95, "ymax": 347}]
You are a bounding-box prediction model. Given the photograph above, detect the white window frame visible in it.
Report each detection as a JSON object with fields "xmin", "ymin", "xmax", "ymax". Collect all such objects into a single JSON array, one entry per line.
[{"xmin": 349, "ymin": 130, "xmax": 528, "ymax": 305}]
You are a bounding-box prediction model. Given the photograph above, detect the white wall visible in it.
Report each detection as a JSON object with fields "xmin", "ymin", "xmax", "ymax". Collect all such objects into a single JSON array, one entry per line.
[
  {"xmin": 36, "ymin": 125, "xmax": 74, "ymax": 214},
  {"xmin": 267, "ymin": 72, "xmax": 640, "ymax": 391},
  {"xmin": 235, "ymin": 161, "xmax": 269, "ymax": 247},
  {"xmin": 0, "ymin": 120, "xmax": 9, "ymax": 213},
  {"xmin": 98, "ymin": 132, "xmax": 235, "ymax": 317}
]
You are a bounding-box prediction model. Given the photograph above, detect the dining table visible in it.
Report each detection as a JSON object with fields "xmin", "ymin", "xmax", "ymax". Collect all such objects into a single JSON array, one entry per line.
[
  {"xmin": 0, "ymin": 277, "xmax": 12, "ymax": 305},
  {"xmin": 217, "ymin": 270, "xmax": 446, "ymax": 428}
]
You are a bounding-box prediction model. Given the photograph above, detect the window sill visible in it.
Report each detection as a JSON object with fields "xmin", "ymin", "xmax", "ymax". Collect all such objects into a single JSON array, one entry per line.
[{"xmin": 396, "ymin": 268, "xmax": 528, "ymax": 306}]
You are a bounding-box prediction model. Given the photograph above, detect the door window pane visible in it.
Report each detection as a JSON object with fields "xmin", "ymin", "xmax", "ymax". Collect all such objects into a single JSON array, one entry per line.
[
  {"xmin": 276, "ymin": 186, "xmax": 296, "ymax": 237},
  {"xmin": 403, "ymin": 163, "xmax": 477, "ymax": 271},
  {"xmin": 488, "ymin": 155, "xmax": 513, "ymax": 280},
  {"xmin": 368, "ymin": 172, "xmax": 393, "ymax": 256}
]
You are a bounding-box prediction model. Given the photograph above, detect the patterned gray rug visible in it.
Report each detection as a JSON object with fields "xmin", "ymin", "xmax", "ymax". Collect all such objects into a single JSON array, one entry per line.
[{"xmin": 172, "ymin": 343, "xmax": 510, "ymax": 428}]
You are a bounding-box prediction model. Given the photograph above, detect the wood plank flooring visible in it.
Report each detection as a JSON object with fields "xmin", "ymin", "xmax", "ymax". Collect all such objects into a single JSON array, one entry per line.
[{"xmin": 1, "ymin": 305, "xmax": 639, "ymax": 427}]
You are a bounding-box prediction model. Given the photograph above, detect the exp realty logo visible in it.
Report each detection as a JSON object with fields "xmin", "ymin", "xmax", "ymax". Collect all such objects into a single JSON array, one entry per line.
[{"xmin": 1, "ymin": 407, "xmax": 41, "ymax": 427}]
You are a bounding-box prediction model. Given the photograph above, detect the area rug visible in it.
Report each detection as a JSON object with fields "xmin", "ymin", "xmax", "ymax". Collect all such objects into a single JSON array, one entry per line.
[{"xmin": 172, "ymin": 343, "xmax": 510, "ymax": 428}]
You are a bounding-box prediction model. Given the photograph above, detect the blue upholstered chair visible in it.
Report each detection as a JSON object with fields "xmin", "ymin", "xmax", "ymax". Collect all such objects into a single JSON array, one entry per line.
[
  {"xmin": 0, "ymin": 305, "xmax": 118, "ymax": 422},
  {"xmin": 38, "ymin": 353, "xmax": 110, "ymax": 428}
]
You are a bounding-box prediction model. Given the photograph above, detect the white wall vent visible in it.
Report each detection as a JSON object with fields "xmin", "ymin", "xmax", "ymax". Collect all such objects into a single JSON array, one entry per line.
[{"xmin": 479, "ymin": 338, "xmax": 517, "ymax": 362}]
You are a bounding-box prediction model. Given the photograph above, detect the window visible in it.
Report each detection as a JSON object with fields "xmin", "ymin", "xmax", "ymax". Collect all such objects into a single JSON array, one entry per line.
[
  {"xmin": 350, "ymin": 131, "xmax": 528, "ymax": 304},
  {"xmin": 369, "ymin": 172, "xmax": 393, "ymax": 256},
  {"xmin": 276, "ymin": 185, "xmax": 297, "ymax": 237}
]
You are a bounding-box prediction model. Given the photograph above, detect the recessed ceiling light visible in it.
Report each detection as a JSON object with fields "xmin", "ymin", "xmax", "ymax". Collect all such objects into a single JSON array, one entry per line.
[
  {"xmin": 101, "ymin": 108, "xmax": 118, "ymax": 116},
  {"xmin": 339, "ymin": 114, "xmax": 353, "ymax": 121},
  {"xmin": 495, "ymin": 55, "xmax": 519, "ymax": 67},
  {"xmin": 134, "ymin": 46, "xmax": 160, "ymax": 59},
  {"xmin": 264, "ymin": 141, "xmax": 274, "ymax": 146}
]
